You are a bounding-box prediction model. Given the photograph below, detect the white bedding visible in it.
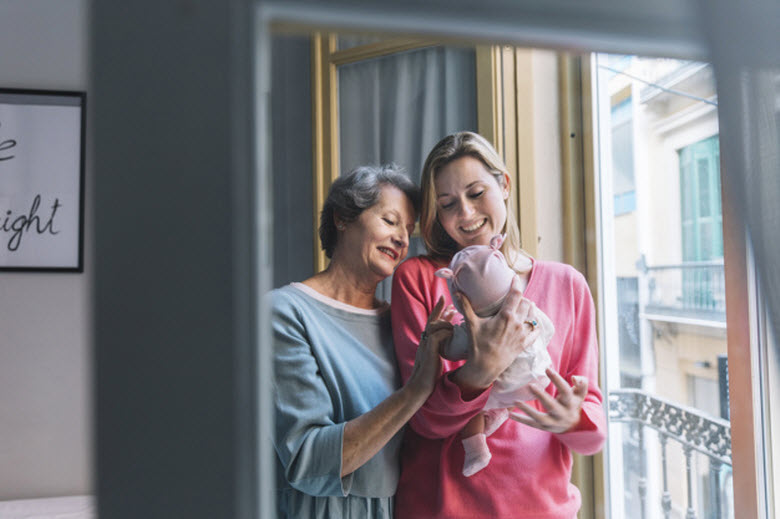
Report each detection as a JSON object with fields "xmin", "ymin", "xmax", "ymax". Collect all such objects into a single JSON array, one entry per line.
[{"xmin": 0, "ymin": 496, "xmax": 95, "ymax": 519}]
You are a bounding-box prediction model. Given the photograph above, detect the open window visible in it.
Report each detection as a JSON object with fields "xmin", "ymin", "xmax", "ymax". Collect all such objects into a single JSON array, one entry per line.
[{"xmin": 586, "ymin": 53, "xmax": 738, "ymax": 518}]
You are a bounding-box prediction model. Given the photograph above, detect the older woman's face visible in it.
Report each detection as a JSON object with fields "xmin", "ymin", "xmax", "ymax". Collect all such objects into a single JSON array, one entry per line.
[
  {"xmin": 434, "ymin": 155, "xmax": 510, "ymax": 250},
  {"xmin": 337, "ymin": 184, "xmax": 416, "ymax": 282}
]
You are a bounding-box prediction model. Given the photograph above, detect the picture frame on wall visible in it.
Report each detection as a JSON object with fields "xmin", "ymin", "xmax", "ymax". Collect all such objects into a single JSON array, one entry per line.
[{"xmin": 0, "ymin": 88, "xmax": 86, "ymax": 272}]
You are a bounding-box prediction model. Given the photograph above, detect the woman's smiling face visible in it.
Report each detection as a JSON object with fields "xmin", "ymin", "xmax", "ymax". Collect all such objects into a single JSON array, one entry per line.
[
  {"xmin": 337, "ymin": 184, "xmax": 416, "ymax": 283},
  {"xmin": 434, "ymin": 155, "xmax": 510, "ymax": 250}
]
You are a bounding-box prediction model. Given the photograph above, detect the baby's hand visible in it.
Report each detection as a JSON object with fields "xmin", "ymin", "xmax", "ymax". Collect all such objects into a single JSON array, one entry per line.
[
  {"xmin": 441, "ymin": 304, "xmax": 459, "ymax": 324},
  {"xmin": 440, "ymin": 318, "xmax": 469, "ymax": 362},
  {"xmin": 428, "ymin": 305, "xmax": 457, "ymax": 337}
]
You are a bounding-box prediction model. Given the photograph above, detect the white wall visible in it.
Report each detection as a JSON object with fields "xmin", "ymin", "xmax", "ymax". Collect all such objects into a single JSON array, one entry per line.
[
  {"xmin": 0, "ymin": 0, "xmax": 91, "ymax": 500},
  {"xmin": 532, "ymin": 50, "xmax": 564, "ymax": 263}
]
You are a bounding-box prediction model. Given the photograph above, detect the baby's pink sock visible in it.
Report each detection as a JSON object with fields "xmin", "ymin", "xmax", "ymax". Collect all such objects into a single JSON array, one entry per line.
[{"xmin": 461, "ymin": 433, "xmax": 491, "ymax": 477}]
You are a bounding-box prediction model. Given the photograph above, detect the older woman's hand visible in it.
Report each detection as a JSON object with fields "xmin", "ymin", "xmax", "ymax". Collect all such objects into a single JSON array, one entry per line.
[
  {"xmin": 509, "ymin": 369, "xmax": 588, "ymax": 433},
  {"xmin": 406, "ymin": 297, "xmax": 453, "ymax": 397},
  {"xmin": 452, "ymin": 276, "xmax": 542, "ymax": 395}
]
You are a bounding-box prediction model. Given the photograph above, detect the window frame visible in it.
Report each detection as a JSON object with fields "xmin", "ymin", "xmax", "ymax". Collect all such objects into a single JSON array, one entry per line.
[
  {"xmin": 679, "ymin": 135, "xmax": 723, "ymax": 262},
  {"xmin": 571, "ymin": 52, "xmax": 763, "ymax": 518}
]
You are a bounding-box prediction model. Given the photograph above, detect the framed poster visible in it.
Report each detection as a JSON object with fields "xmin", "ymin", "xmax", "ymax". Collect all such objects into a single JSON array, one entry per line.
[{"xmin": 0, "ymin": 88, "xmax": 86, "ymax": 271}]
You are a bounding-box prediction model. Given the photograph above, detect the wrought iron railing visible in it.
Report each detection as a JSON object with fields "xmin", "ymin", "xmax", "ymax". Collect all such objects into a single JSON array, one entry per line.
[
  {"xmin": 638, "ymin": 258, "xmax": 726, "ymax": 323},
  {"xmin": 609, "ymin": 388, "xmax": 732, "ymax": 519}
]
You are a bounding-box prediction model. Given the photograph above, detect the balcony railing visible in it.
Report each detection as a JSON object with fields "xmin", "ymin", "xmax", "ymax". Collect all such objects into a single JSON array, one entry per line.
[
  {"xmin": 609, "ymin": 388, "xmax": 732, "ymax": 519},
  {"xmin": 638, "ymin": 258, "xmax": 726, "ymax": 323}
]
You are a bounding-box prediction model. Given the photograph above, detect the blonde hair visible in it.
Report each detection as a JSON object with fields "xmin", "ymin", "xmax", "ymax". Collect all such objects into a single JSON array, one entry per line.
[{"xmin": 420, "ymin": 131, "xmax": 527, "ymax": 269}]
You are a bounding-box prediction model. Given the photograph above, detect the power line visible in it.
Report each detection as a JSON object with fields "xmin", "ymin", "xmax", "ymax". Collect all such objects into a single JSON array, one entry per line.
[{"xmin": 599, "ymin": 64, "xmax": 718, "ymax": 107}]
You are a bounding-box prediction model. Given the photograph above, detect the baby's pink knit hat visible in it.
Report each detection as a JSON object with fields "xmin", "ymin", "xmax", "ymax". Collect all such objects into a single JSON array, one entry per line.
[{"xmin": 435, "ymin": 234, "xmax": 516, "ymax": 317}]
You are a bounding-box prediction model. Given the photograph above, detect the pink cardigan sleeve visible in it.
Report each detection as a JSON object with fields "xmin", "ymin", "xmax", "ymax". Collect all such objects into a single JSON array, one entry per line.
[
  {"xmin": 554, "ymin": 270, "xmax": 607, "ymax": 455},
  {"xmin": 391, "ymin": 258, "xmax": 489, "ymax": 439}
]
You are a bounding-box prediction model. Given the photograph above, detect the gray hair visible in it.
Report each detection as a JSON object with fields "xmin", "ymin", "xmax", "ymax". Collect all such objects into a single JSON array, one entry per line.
[{"xmin": 320, "ymin": 164, "xmax": 421, "ymax": 259}]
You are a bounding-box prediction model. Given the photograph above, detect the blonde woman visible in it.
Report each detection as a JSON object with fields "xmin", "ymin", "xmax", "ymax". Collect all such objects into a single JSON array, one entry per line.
[{"xmin": 391, "ymin": 132, "xmax": 606, "ymax": 519}]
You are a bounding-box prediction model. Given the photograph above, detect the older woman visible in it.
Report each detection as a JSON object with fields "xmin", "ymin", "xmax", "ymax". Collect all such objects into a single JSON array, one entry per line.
[
  {"xmin": 392, "ymin": 132, "xmax": 606, "ymax": 518},
  {"xmin": 271, "ymin": 165, "xmax": 452, "ymax": 518}
]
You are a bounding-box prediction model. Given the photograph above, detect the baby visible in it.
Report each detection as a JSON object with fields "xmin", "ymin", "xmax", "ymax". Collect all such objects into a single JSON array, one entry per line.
[{"xmin": 436, "ymin": 234, "xmax": 554, "ymax": 477}]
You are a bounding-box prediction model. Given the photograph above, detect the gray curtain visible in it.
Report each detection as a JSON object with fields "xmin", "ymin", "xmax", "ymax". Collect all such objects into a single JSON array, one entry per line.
[
  {"xmin": 700, "ymin": 0, "xmax": 780, "ymax": 344},
  {"xmin": 337, "ymin": 45, "xmax": 478, "ymax": 300}
]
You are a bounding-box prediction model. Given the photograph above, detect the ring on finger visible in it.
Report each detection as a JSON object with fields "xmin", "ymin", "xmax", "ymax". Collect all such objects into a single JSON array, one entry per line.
[{"xmin": 524, "ymin": 319, "xmax": 538, "ymax": 330}]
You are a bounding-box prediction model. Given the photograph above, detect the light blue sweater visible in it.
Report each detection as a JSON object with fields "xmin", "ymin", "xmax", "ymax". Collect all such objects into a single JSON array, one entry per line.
[{"xmin": 271, "ymin": 283, "xmax": 402, "ymax": 518}]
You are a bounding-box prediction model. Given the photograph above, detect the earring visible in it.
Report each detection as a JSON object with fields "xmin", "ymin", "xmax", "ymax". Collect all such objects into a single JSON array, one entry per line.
[{"xmin": 337, "ymin": 224, "xmax": 345, "ymax": 230}]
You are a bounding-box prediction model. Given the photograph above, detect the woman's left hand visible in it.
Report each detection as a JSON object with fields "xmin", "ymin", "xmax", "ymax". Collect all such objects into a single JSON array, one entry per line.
[
  {"xmin": 509, "ymin": 368, "xmax": 588, "ymax": 434},
  {"xmin": 406, "ymin": 297, "xmax": 453, "ymax": 397}
]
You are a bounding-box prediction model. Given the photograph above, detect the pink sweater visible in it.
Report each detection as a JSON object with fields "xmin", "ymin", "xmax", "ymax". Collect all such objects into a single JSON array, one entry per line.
[{"xmin": 391, "ymin": 256, "xmax": 606, "ymax": 519}]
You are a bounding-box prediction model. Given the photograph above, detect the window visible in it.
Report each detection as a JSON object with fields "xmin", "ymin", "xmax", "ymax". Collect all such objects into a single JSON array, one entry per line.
[
  {"xmin": 592, "ymin": 54, "xmax": 734, "ymax": 518},
  {"xmin": 611, "ymin": 97, "xmax": 636, "ymax": 216},
  {"xmin": 679, "ymin": 135, "xmax": 722, "ymax": 262}
]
